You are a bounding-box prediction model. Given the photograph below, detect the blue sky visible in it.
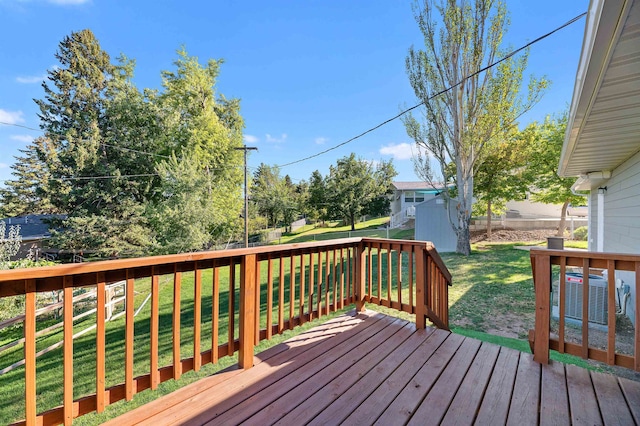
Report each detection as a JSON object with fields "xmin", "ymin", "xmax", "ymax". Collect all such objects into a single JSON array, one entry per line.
[{"xmin": 0, "ymin": 0, "xmax": 588, "ymax": 187}]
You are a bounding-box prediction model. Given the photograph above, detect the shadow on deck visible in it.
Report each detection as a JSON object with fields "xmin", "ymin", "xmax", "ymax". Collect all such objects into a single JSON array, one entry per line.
[{"xmin": 107, "ymin": 310, "xmax": 640, "ymax": 425}]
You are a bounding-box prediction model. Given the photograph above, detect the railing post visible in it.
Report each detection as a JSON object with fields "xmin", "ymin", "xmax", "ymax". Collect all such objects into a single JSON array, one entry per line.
[
  {"xmin": 415, "ymin": 247, "xmax": 427, "ymax": 329},
  {"xmin": 239, "ymin": 253, "xmax": 257, "ymax": 369},
  {"xmin": 532, "ymin": 252, "xmax": 551, "ymax": 364},
  {"xmin": 356, "ymin": 242, "xmax": 366, "ymax": 312}
]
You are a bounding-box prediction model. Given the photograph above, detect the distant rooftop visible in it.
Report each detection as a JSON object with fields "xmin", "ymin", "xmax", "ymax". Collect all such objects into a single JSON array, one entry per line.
[
  {"xmin": 392, "ymin": 181, "xmax": 445, "ymax": 191},
  {"xmin": 1, "ymin": 214, "xmax": 65, "ymax": 240}
]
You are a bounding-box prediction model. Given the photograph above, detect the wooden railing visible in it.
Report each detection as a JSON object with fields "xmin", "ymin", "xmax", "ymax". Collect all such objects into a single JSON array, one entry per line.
[
  {"xmin": 530, "ymin": 248, "xmax": 640, "ymax": 371},
  {"xmin": 0, "ymin": 237, "xmax": 451, "ymax": 425}
]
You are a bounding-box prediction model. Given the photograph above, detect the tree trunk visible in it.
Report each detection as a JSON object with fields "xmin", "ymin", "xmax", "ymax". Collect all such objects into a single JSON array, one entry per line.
[
  {"xmin": 350, "ymin": 212, "xmax": 356, "ymax": 231},
  {"xmin": 557, "ymin": 200, "xmax": 569, "ymax": 236},
  {"xmin": 455, "ymin": 206, "xmax": 471, "ymax": 255},
  {"xmin": 486, "ymin": 199, "xmax": 492, "ymax": 239}
]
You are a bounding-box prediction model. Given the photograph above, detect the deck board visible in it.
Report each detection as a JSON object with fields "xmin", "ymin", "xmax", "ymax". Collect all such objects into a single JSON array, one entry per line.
[
  {"xmin": 540, "ymin": 360, "xmax": 570, "ymax": 426},
  {"xmin": 109, "ymin": 311, "xmax": 640, "ymax": 426}
]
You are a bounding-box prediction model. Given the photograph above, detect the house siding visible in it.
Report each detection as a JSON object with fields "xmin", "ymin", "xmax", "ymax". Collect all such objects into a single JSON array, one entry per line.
[{"xmin": 591, "ymin": 148, "xmax": 640, "ymax": 325}]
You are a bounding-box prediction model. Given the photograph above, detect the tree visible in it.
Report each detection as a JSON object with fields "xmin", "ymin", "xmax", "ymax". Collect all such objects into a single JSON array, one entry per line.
[
  {"xmin": 326, "ymin": 154, "xmax": 396, "ymax": 231},
  {"xmin": 0, "ymin": 137, "xmax": 60, "ymax": 217},
  {"xmin": 308, "ymin": 170, "xmax": 329, "ymax": 225},
  {"xmin": 251, "ymin": 164, "xmax": 294, "ymax": 229},
  {"xmin": 150, "ymin": 49, "xmax": 244, "ymax": 253},
  {"xmin": 524, "ymin": 113, "xmax": 586, "ymax": 236},
  {"xmin": 404, "ymin": 0, "xmax": 547, "ymax": 254},
  {"xmin": 473, "ymin": 128, "xmax": 530, "ymax": 237}
]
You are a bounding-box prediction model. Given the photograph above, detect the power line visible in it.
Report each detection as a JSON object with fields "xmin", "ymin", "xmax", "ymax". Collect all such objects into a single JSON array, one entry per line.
[{"xmin": 276, "ymin": 11, "xmax": 587, "ymax": 169}]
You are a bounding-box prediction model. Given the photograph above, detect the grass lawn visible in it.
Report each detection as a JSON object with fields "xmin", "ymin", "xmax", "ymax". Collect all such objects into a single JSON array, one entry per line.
[{"xmin": 276, "ymin": 217, "xmax": 412, "ymax": 245}]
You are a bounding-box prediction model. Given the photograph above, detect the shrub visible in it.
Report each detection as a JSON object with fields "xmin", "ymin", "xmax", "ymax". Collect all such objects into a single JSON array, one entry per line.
[{"xmin": 573, "ymin": 226, "xmax": 588, "ymax": 241}]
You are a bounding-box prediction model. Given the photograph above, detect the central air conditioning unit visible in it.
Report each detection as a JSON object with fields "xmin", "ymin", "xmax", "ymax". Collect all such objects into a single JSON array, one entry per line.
[{"xmin": 564, "ymin": 272, "xmax": 608, "ymax": 325}]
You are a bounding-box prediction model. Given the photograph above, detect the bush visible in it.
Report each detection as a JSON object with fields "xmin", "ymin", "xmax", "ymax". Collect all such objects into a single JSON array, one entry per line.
[{"xmin": 573, "ymin": 226, "xmax": 588, "ymax": 241}]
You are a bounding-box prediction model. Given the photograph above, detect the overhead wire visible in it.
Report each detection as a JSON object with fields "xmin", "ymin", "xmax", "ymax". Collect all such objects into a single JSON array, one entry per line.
[{"xmin": 275, "ymin": 11, "xmax": 587, "ymax": 169}]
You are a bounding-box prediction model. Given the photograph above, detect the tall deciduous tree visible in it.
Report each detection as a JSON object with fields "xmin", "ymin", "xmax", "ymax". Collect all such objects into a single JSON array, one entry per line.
[
  {"xmin": 523, "ymin": 113, "xmax": 586, "ymax": 236},
  {"xmin": 308, "ymin": 170, "xmax": 329, "ymax": 225},
  {"xmin": 326, "ymin": 154, "xmax": 396, "ymax": 231},
  {"xmin": 473, "ymin": 129, "xmax": 530, "ymax": 237},
  {"xmin": 404, "ymin": 0, "xmax": 547, "ymax": 254},
  {"xmin": 251, "ymin": 164, "xmax": 295, "ymax": 229}
]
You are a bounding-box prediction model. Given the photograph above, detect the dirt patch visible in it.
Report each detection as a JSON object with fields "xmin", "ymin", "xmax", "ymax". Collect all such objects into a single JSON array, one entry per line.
[
  {"xmin": 470, "ymin": 228, "xmax": 559, "ymax": 243},
  {"xmin": 485, "ymin": 313, "xmax": 531, "ymax": 339}
]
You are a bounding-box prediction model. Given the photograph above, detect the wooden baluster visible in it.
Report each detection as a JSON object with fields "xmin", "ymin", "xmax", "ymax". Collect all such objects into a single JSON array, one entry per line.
[
  {"xmin": 339, "ymin": 248, "xmax": 345, "ymax": 309},
  {"xmin": 63, "ymin": 276, "xmax": 73, "ymax": 425},
  {"xmin": 387, "ymin": 247, "xmax": 392, "ymax": 307},
  {"xmin": 125, "ymin": 270, "xmax": 135, "ymax": 400},
  {"xmin": 299, "ymin": 254, "xmax": 306, "ymax": 324},
  {"xmin": 370, "ymin": 244, "xmax": 382, "ymax": 300},
  {"xmin": 96, "ymin": 273, "xmax": 106, "ymax": 413},
  {"xmin": 559, "ymin": 257, "xmax": 566, "ymax": 353},
  {"xmin": 229, "ymin": 259, "xmax": 236, "ymax": 355},
  {"xmin": 532, "ymin": 253, "xmax": 551, "ymax": 364},
  {"xmin": 24, "ymin": 279, "xmax": 36, "ymax": 425},
  {"xmin": 607, "ymin": 259, "xmax": 616, "ymax": 365},
  {"xmin": 239, "ymin": 254, "xmax": 257, "ymax": 369},
  {"xmin": 173, "ymin": 267, "xmax": 182, "ymax": 379},
  {"xmin": 397, "ymin": 247, "xmax": 402, "ymax": 308},
  {"xmin": 408, "ymin": 246, "xmax": 414, "ymax": 311},
  {"xmin": 255, "ymin": 259, "xmax": 261, "ymax": 345},
  {"xmin": 279, "ymin": 256, "xmax": 285, "ymax": 333},
  {"xmin": 151, "ymin": 267, "xmax": 159, "ymax": 390},
  {"xmin": 325, "ymin": 250, "xmax": 330, "ymax": 315},
  {"xmin": 346, "ymin": 247, "xmax": 352, "ymax": 304},
  {"xmin": 376, "ymin": 245, "xmax": 382, "ymax": 301},
  {"xmin": 194, "ymin": 263, "xmax": 202, "ymax": 371},
  {"xmin": 266, "ymin": 256, "xmax": 273, "ymax": 339},
  {"xmin": 212, "ymin": 261, "xmax": 219, "ymax": 363},
  {"xmin": 582, "ymin": 258, "xmax": 589, "ymax": 359},
  {"xmin": 635, "ymin": 262, "xmax": 640, "ymax": 371},
  {"xmin": 316, "ymin": 251, "xmax": 322, "ymax": 318},
  {"xmin": 332, "ymin": 249, "xmax": 337, "ymax": 311},
  {"xmin": 415, "ymin": 248, "xmax": 426, "ymax": 329},
  {"xmin": 289, "ymin": 255, "xmax": 295, "ymax": 329},
  {"xmin": 356, "ymin": 243, "xmax": 366, "ymax": 312},
  {"xmin": 308, "ymin": 253, "xmax": 315, "ymax": 321}
]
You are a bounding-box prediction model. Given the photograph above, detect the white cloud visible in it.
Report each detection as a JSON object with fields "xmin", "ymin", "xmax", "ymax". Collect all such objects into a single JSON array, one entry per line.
[
  {"xmin": 243, "ymin": 134, "xmax": 259, "ymax": 144},
  {"xmin": 0, "ymin": 163, "xmax": 8, "ymax": 169},
  {"xmin": 265, "ymin": 133, "xmax": 287, "ymax": 143},
  {"xmin": 10, "ymin": 134, "xmax": 34, "ymax": 143},
  {"xmin": 0, "ymin": 109, "xmax": 24, "ymax": 125},
  {"xmin": 16, "ymin": 74, "xmax": 46, "ymax": 84},
  {"xmin": 314, "ymin": 137, "xmax": 328, "ymax": 145},
  {"xmin": 379, "ymin": 142, "xmax": 420, "ymax": 160}
]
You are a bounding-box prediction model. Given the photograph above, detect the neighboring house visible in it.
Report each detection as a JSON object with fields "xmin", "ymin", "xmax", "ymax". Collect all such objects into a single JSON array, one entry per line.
[
  {"xmin": 389, "ymin": 181, "xmax": 445, "ymax": 228},
  {"xmin": 559, "ymin": 0, "xmax": 640, "ymax": 324},
  {"xmin": 1, "ymin": 214, "xmax": 64, "ymax": 260}
]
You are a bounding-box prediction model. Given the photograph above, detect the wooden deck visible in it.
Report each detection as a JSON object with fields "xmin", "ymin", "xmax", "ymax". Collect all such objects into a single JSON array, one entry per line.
[{"xmin": 107, "ymin": 310, "xmax": 640, "ymax": 426}]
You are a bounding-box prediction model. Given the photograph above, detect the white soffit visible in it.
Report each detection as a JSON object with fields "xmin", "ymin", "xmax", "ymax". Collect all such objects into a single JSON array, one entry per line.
[{"xmin": 560, "ymin": 0, "xmax": 640, "ymax": 177}]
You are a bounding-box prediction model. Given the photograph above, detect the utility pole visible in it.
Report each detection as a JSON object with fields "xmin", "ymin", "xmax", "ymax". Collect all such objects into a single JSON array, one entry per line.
[{"xmin": 235, "ymin": 146, "xmax": 257, "ymax": 248}]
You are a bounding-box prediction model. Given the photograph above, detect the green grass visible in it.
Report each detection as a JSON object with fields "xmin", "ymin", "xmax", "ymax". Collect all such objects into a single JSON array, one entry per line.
[{"xmin": 277, "ymin": 217, "xmax": 397, "ymax": 244}]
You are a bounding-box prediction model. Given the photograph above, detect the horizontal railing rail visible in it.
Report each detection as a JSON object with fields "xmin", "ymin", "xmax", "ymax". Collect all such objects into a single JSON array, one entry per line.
[
  {"xmin": 0, "ymin": 237, "xmax": 451, "ymax": 425},
  {"xmin": 530, "ymin": 248, "xmax": 640, "ymax": 371}
]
